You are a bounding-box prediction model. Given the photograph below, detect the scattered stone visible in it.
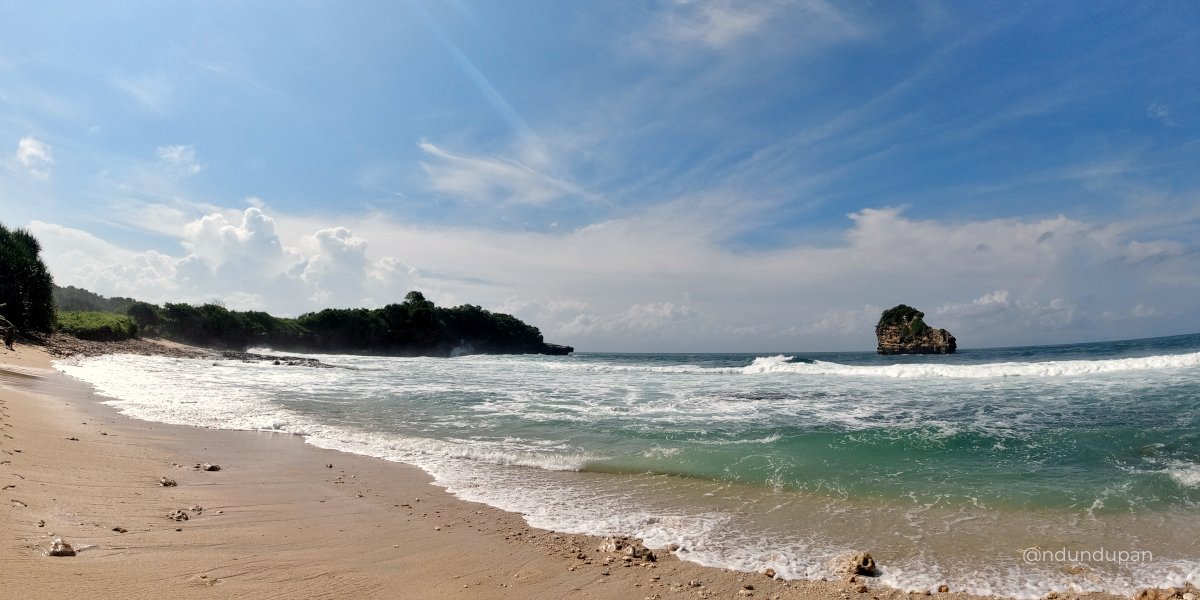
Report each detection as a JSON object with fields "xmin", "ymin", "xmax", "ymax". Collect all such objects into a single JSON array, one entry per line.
[
  {"xmin": 36, "ymin": 519, "xmax": 44, "ymax": 527},
  {"xmin": 159, "ymin": 476, "xmax": 177, "ymax": 487},
  {"xmin": 855, "ymin": 584, "xmax": 869, "ymax": 593},
  {"xmin": 688, "ymin": 580, "xmax": 703, "ymax": 588},
  {"xmin": 326, "ymin": 464, "xmax": 333, "ymax": 468},
  {"xmin": 112, "ymin": 526, "xmax": 127, "ymax": 533},
  {"xmin": 201, "ymin": 463, "xmax": 221, "ymax": 471},
  {"xmin": 168, "ymin": 510, "xmax": 189, "ymax": 521},
  {"xmin": 598, "ymin": 536, "xmax": 628, "ymax": 553},
  {"xmin": 847, "ymin": 552, "xmax": 878, "ymax": 577},
  {"xmin": 624, "ymin": 542, "xmax": 656, "ymax": 562},
  {"xmin": 189, "ymin": 505, "xmax": 204, "ymax": 513},
  {"xmin": 1184, "ymin": 593, "xmax": 1196, "ymax": 600},
  {"xmin": 763, "ymin": 568, "xmax": 776, "ymax": 578},
  {"xmin": 667, "ymin": 543, "xmax": 681, "ymax": 552},
  {"xmin": 45, "ymin": 538, "xmax": 76, "ymax": 557},
  {"xmin": 738, "ymin": 590, "xmax": 753, "ymax": 597},
  {"xmin": 175, "ymin": 528, "xmax": 183, "ymax": 532},
  {"xmin": 938, "ymin": 584, "xmax": 950, "ymax": 593},
  {"xmin": 65, "ymin": 437, "xmax": 79, "ymax": 441},
  {"xmin": 743, "ymin": 584, "xmax": 756, "ymax": 591}
]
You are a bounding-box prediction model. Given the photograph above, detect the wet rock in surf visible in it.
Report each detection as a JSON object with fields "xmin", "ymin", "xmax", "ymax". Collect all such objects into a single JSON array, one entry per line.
[
  {"xmin": 844, "ymin": 551, "xmax": 877, "ymax": 577},
  {"xmin": 623, "ymin": 542, "xmax": 655, "ymax": 562},
  {"xmin": 45, "ymin": 538, "xmax": 76, "ymax": 557}
]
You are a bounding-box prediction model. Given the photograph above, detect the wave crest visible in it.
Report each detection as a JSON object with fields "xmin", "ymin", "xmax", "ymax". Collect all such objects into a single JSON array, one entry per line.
[{"xmin": 740, "ymin": 352, "xmax": 1200, "ymax": 379}]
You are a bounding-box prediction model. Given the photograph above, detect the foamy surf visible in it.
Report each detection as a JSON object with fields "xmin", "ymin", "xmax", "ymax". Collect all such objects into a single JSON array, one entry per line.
[{"xmin": 740, "ymin": 351, "xmax": 1200, "ymax": 378}]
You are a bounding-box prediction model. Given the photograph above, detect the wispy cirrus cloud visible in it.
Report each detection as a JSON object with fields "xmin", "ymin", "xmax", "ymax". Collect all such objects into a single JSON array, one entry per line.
[
  {"xmin": 637, "ymin": 0, "xmax": 865, "ymax": 54},
  {"xmin": 417, "ymin": 141, "xmax": 587, "ymax": 206},
  {"xmin": 157, "ymin": 144, "xmax": 203, "ymax": 175}
]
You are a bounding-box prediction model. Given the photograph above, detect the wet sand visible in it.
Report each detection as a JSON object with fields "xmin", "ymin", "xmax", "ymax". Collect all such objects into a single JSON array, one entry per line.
[{"xmin": 0, "ymin": 341, "xmax": 1178, "ymax": 600}]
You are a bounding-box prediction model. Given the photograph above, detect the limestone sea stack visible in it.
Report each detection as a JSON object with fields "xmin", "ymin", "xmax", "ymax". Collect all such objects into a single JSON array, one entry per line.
[{"xmin": 875, "ymin": 305, "xmax": 956, "ymax": 355}]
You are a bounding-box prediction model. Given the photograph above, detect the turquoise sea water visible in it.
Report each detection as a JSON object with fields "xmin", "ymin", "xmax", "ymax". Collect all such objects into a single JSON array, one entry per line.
[{"xmin": 58, "ymin": 333, "xmax": 1200, "ymax": 598}]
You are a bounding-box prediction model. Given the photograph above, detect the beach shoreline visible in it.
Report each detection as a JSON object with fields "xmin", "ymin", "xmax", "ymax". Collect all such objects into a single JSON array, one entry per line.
[{"xmin": 0, "ymin": 338, "xmax": 1183, "ymax": 600}]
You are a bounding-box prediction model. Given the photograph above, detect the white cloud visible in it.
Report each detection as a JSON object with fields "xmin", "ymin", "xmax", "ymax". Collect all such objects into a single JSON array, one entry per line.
[
  {"xmin": 15, "ymin": 136, "xmax": 53, "ymax": 180},
  {"xmin": 302, "ymin": 227, "xmax": 371, "ymax": 306},
  {"xmin": 417, "ymin": 141, "xmax": 583, "ymax": 205},
  {"xmin": 157, "ymin": 145, "xmax": 203, "ymax": 175},
  {"xmin": 1131, "ymin": 304, "xmax": 1162, "ymax": 319},
  {"xmin": 29, "ymin": 199, "xmax": 1200, "ymax": 351},
  {"xmin": 1147, "ymin": 102, "xmax": 1175, "ymax": 126},
  {"xmin": 635, "ymin": 0, "xmax": 864, "ymax": 56},
  {"xmin": 33, "ymin": 207, "xmax": 418, "ymax": 316},
  {"xmin": 113, "ymin": 74, "xmax": 173, "ymax": 114}
]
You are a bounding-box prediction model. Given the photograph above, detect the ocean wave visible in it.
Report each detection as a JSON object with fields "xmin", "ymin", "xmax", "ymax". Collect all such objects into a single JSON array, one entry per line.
[
  {"xmin": 1164, "ymin": 460, "xmax": 1200, "ymax": 488},
  {"xmin": 740, "ymin": 352, "xmax": 1200, "ymax": 378}
]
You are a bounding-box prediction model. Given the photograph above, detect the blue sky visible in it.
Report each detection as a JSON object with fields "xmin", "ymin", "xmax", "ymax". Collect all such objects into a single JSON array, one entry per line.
[{"xmin": 2, "ymin": 1, "xmax": 1198, "ymax": 351}]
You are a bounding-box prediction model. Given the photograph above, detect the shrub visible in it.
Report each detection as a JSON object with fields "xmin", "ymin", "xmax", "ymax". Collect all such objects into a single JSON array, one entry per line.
[
  {"xmin": 878, "ymin": 304, "xmax": 924, "ymax": 327},
  {"xmin": 57, "ymin": 311, "xmax": 138, "ymax": 341}
]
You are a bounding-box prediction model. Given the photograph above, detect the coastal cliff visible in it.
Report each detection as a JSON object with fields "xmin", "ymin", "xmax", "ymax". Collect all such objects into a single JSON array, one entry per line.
[{"xmin": 875, "ymin": 304, "xmax": 956, "ymax": 355}]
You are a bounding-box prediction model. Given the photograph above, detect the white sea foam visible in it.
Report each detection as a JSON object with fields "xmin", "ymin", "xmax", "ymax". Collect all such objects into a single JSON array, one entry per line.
[
  {"xmin": 741, "ymin": 352, "xmax": 1200, "ymax": 378},
  {"xmin": 1164, "ymin": 461, "xmax": 1200, "ymax": 488}
]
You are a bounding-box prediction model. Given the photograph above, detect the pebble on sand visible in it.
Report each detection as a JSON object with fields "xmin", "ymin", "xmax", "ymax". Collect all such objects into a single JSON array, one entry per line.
[
  {"xmin": 45, "ymin": 538, "xmax": 76, "ymax": 557},
  {"xmin": 159, "ymin": 476, "xmax": 177, "ymax": 487}
]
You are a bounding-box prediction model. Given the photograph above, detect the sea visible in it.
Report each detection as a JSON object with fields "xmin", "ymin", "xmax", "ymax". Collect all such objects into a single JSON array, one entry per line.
[{"xmin": 55, "ymin": 333, "xmax": 1200, "ymax": 599}]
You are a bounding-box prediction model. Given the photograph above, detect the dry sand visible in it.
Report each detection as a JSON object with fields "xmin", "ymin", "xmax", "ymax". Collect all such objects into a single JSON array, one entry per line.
[{"xmin": 0, "ymin": 341, "xmax": 1168, "ymax": 600}]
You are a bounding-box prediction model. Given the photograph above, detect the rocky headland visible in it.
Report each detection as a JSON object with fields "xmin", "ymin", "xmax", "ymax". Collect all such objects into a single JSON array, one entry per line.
[{"xmin": 875, "ymin": 304, "xmax": 956, "ymax": 354}]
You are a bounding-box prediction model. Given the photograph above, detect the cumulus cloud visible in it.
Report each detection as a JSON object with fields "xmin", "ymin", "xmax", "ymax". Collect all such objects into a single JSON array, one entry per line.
[
  {"xmin": 33, "ymin": 207, "xmax": 420, "ymax": 316},
  {"xmin": 302, "ymin": 227, "xmax": 371, "ymax": 306},
  {"xmin": 15, "ymin": 136, "xmax": 53, "ymax": 179},
  {"xmin": 157, "ymin": 145, "xmax": 203, "ymax": 175},
  {"xmin": 934, "ymin": 291, "xmax": 1082, "ymax": 345}
]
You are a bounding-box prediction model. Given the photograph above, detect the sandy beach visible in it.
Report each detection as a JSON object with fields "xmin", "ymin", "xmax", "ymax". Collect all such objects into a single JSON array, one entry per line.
[{"xmin": 0, "ymin": 341, "xmax": 1185, "ymax": 600}]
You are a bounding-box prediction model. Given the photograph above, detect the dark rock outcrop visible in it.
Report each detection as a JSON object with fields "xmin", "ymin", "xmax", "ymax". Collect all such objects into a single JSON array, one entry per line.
[
  {"xmin": 875, "ymin": 305, "xmax": 956, "ymax": 355},
  {"xmin": 540, "ymin": 343, "xmax": 574, "ymax": 356}
]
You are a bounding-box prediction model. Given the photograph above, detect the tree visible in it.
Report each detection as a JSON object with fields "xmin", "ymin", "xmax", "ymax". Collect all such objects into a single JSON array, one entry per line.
[{"xmin": 0, "ymin": 223, "xmax": 56, "ymax": 332}]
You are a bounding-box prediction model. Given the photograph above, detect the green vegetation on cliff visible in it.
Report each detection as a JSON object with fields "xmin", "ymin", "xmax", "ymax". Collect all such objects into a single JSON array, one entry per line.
[
  {"xmin": 119, "ymin": 290, "xmax": 565, "ymax": 356},
  {"xmin": 877, "ymin": 304, "xmax": 924, "ymax": 327},
  {"xmin": 54, "ymin": 285, "xmax": 138, "ymax": 314},
  {"xmin": 57, "ymin": 311, "xmax": 139, "ymax": 342},
  {"xmin": 3, "ymin": 226, "xmax": 571, "ymax": 356}
]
